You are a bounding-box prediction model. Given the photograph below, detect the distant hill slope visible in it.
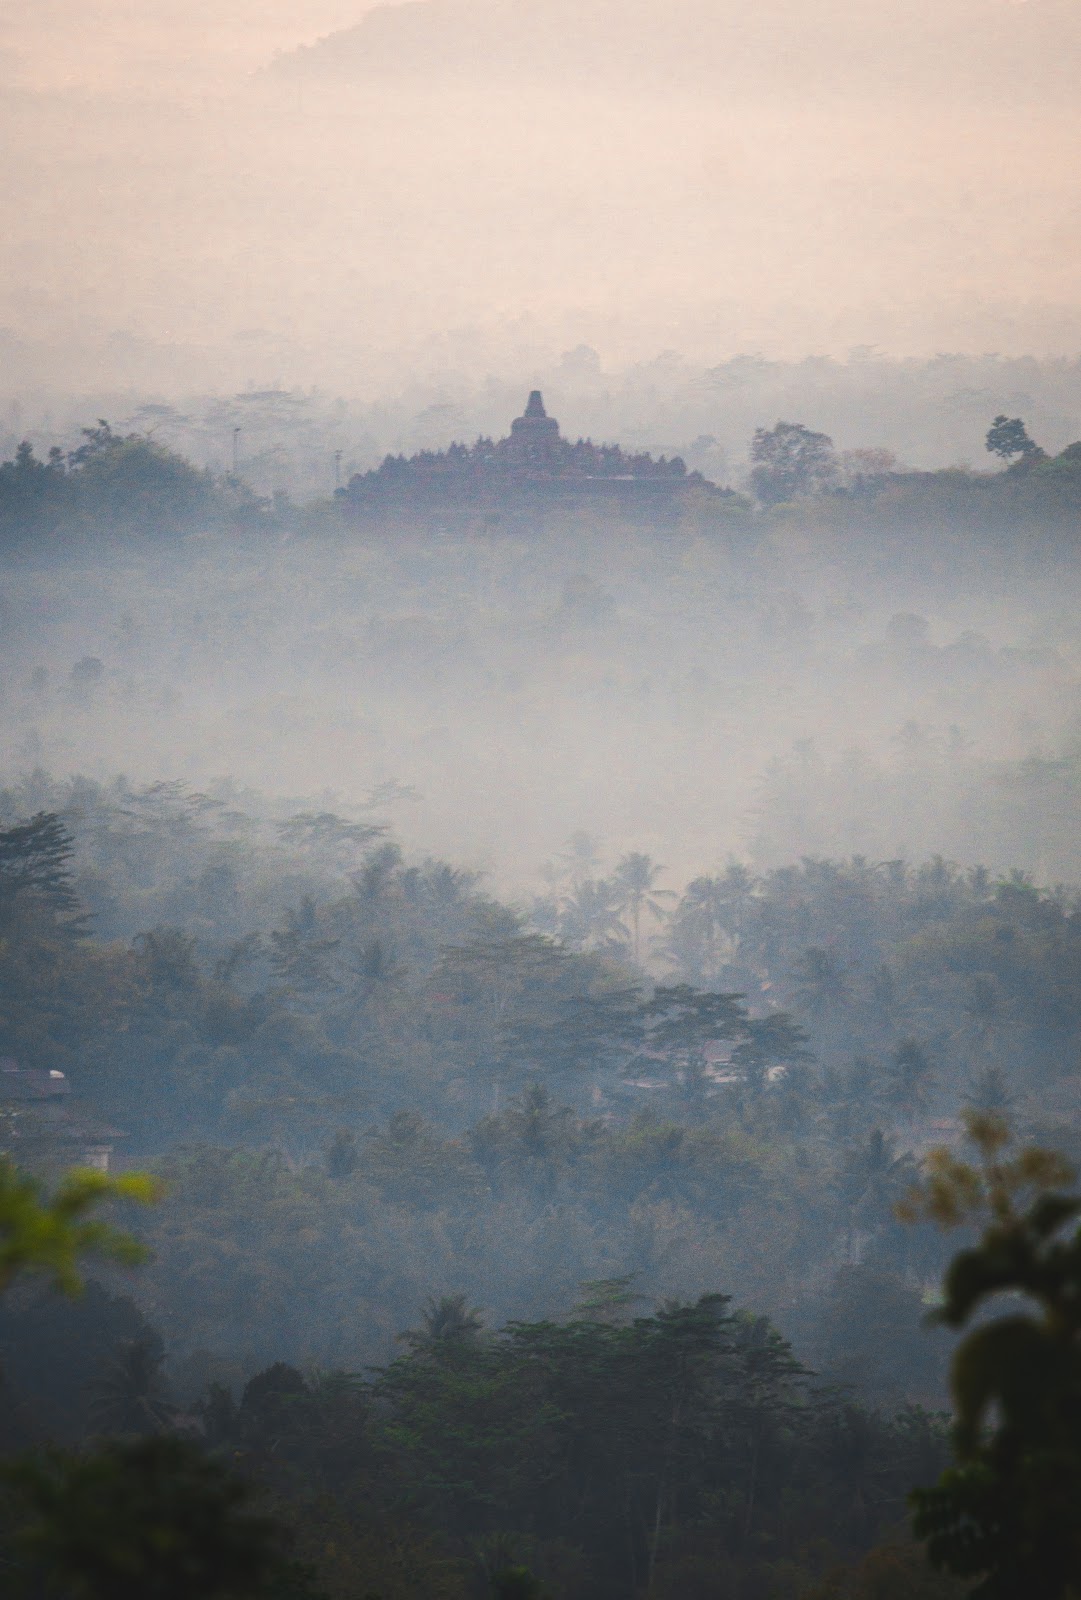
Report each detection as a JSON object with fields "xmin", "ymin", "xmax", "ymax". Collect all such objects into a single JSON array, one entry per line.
[{"xmin": 271, "ymin": 0, "xmax": 1081, "ymax": 101}]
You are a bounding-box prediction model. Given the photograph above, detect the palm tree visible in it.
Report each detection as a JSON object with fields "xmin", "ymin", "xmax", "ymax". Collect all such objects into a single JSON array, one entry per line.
[
  {"xmin": 556, "ymin": 831, "xmax": 604, "ymax": 887},
  {"xmin": 558, "ymin": 878, "xmax": 629, "ymax": 951},
  {"xmin": 88, "ymin": 1336, "xmax": 174, "ymax": 1436},
  {"xmin": 612, "ymin": 854, "xmax": 675, "ymax": 963},
  {"xmin": 402, "ymin": 1293, "xmax": 486, "ymax": 1354},
  {"xmin": 663, "ymin": 865, "xmax": 757, "ymax": 985},
  {"xmin": 351, "ymin": 841, "xmax": 403, "ymax": 905}
]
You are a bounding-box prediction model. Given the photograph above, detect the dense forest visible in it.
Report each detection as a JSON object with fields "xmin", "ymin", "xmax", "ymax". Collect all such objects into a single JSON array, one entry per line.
[
  {"xmin": 0, "ymin": 787, "xmax": 963, "ymax": 1596},
  {"xmin": 3, "ymin": 762, "xmax": 1081, "ymax": 1590}
]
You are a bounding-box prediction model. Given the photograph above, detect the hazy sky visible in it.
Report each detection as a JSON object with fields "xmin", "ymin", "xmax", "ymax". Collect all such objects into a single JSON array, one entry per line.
[{"xmin": 2, "ymin": 0, "xmax": 1080, "ymax": 395}]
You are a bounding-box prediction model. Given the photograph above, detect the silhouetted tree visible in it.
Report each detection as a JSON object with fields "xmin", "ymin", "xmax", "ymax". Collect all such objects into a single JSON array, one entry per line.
[
  {"xmin": 750, "ymin": 420, "xmax": 837, "ymax": 504},
  {"xmin": 403, "ymin": 1293, "xmax": 486, "ymax": 1356},
  {"xmin": 985, "ymin": 414, "xmax": 1042, "ymax": 463},
  {"xmin": 0, "ymin": 812, "xmax": 82, "ymax": 922},
  {"xmin": 612, "ymin": 853, "xmax": 674, "ymax": 963}
]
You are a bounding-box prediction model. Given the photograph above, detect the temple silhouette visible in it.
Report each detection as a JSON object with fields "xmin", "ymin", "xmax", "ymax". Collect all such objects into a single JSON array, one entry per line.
[{"xmin": 342, "ymin": 391, "xmax": 724, "ymax": 518}]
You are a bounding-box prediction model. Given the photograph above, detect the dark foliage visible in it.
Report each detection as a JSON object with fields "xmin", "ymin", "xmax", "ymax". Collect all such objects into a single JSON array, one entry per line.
[
  {"xmin": 0, "ymin": 813, "xmax": 82, "ymax": 923},
  {"xmin": 0, "ymin": 1282, "xmax": 158, "ymax": 1445},
  {"xmin": 155, "ymin": 1300, "xmax": 950, "ymax": 1600},
  {"xmin": 985, "ymin": 415, "xmax": 1043, "ymax": 463},
  {"xmin": 0, "ymin": 424, "xmax": 252, "ymax": 544},
  {"xmin": 906, "ymin": 1119, "xmax": 1081, "ymax": 1598},
  {"xmin": 749, "ymin": 419, "xmax": 838, "ymax": 504},
  {"xmin": 1, "ymin": 1434, "xmax": 297, "ymax": 1600}
]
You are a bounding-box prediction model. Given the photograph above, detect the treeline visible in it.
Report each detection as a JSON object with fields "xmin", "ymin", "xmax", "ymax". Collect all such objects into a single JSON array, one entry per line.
[
  {"xmin": 3, "ymin": 412, "xmax": 1081, "ymax": 544},
  {"xmin": 0, "ymin": 422, "xmax": 265, "ymax": 543},
  {"xmin": 6, "ymin": 777, "xmax": 1081, "ymax": 1154},
  {"xmin": 186, "ymin": 1299, "xmax": 950, "ymax": 1600},
  {"xmin": 0, "ymin": 1278, "xmax": 956, "ymax": 1600},
  {"xmin": 748, "ymin": 412, "xmax": 1081, "ymax": 524}
]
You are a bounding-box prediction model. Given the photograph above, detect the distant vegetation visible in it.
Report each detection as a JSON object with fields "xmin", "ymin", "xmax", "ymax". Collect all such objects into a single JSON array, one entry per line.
[
  {"xmin": 4, "ymin": 780, "xmax": 1081, "ymax": 1394},
  {"xmin": 2, "ymin": 411, "xmax": 1080, "ymax": 545},
  {"xmin": 8, "ymin": 780, "xmax": 1080, "ymax": 1592},
  {"xmin": 0, "ymin": 422, "xmax": 259, "ymax": 544}
]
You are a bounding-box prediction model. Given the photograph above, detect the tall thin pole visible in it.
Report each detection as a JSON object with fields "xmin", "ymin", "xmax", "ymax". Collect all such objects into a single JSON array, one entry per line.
[
  {"xmin": 334, "ymin": 449, "xmax": 342, "ymax": 490},
  {"xmin": 232, "ymin": 427, "xmax": 241, "ymax": 475}
]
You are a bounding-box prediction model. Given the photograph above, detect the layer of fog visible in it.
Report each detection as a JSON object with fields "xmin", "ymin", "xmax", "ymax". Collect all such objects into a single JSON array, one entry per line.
[{"xmin": 4, "ymin": 521, "xmax": 1081, "ymax": 903}]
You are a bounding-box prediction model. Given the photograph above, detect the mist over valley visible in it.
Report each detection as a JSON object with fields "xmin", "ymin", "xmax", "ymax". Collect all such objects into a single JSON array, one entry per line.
[{"xmin": 2, "ymin": 6, "xmax": 1081, "ymax": 1596}]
